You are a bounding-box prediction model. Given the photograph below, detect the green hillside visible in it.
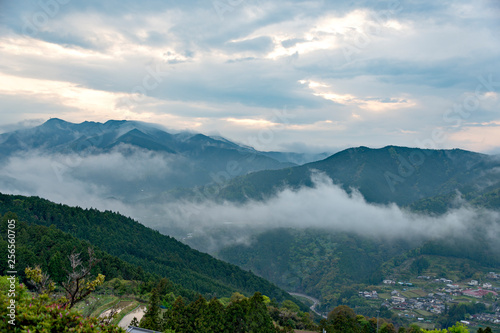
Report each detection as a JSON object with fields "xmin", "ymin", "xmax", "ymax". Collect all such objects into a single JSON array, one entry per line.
[
  {"xmin": 207, "ymin": 146, "xmax": 500, "ymax": 208},
  {"xmin": 0, "ymin": 211, "xmax": 200, "ymax": 300},
  {"xmin": 218, "ymin": 228, "xmax": 411, "ymax": 307},
  {"xmin": 218, "ymin": 227, "xmax": 500, "ymax": 312},
  {"xmin": 0, "ymin": 192, "xmax": 301, "ymax": 305}
]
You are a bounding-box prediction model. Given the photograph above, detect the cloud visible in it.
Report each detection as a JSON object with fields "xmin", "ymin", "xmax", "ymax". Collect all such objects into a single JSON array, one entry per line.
[
  {"xmin": 141, "ymin": 173, "xmax": 500, "ymax": 253},
  {"xmin": 1, "ymin": 0, "xmax": 500, "ymax": 153},
  {"xmin": 0, "ymin": 146, "xmax": 199, "ymax": 205},
  {"xmin": 0, "ymin": 144, "xmax": 498, "ymax": 255},
  {"xmin": 0, "ymin": 118, "xmax": 45, "ymax": 134}
]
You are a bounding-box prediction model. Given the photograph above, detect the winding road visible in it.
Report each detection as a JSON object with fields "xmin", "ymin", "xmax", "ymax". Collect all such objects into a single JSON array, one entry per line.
[{"xmin": 289, "ymin": 292, "xmax": 327, "ymax": 318}]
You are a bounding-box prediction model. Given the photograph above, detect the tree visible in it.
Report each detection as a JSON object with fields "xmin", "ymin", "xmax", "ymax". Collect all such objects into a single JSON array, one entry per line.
[
  {"xmin": 327, "ymin": 305, "xmax": 360, "ymax": 333},
  {"xmin": 448, "ymin": 322, "xmax": 470, "ymax": 333},
  {"xmin": 25, "ymin": 265, "xmax": 55, "ymax": 295},
  {"xmin": 130, "ymin": 317, "xmax": 139, "ymax": 326},
  {"xmin": 184, "ymin": 295, "xmax": 208, "ymax": 332},
  {"xmin": 61, "ymin": 248, "xmax": 105, "ymax": 309},
  {"xmin": 380, "ymin": 322, "xmax": 397, "ymax": 333},
  {"xmin": 140, "ymin": 287, "xmax": 162, "ymax": 331},
  {"xmin": 230, "ymin": 292, "xmax": 247, "ymax": 303},
  {"xmin": 224, "ymin": 297, "xmax": 249, "ymax": 333},
  {"xmin": 408, "ymin": 323, "xmax": 423, "ymax": 333},
  {"xmin": 247, "ymin": 292, "xmax": 276, "ymax": 333},
  {"xmin": 205, "ymin": 298, "xmax": 226, "ymax": 333},
  {"xmin": 164, "ymin": 296, "xmax": 187, "ymax": 332},
  {"xmin": 410, "ymin": 257, "xmax": 430, "ymax": 275},
  {"xmin": 48, "ymin": 251, "xmax": 66, "ymax": 283},
  {"xmin": 281, "ymin": 299, "xmax": 300, "ymax": 313},
  {"xmin": 0, "ymin": 276, "xmax": 123, "ymax": 332}
]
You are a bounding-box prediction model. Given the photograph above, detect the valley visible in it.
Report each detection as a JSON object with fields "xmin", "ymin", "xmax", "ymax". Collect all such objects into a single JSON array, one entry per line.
[{"xmin": 0, "ymin": 119, "xmax": 499, "ymax": 332}]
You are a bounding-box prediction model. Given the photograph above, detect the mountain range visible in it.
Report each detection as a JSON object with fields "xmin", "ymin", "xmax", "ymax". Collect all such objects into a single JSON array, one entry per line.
[
  {"xmin": 0, "ymin": 118, "xmax": 326, "ymax": 166},
  {"xmin": 206, "ymin": 145, "xmax": 500, "ymax": 209},
  {"xmin": 1, "ymin": 118, "xmax": 500, "ymax": 323},
  {"xmin": 0, "ymin": 119, "xmax": 328, "ymax": 203}
]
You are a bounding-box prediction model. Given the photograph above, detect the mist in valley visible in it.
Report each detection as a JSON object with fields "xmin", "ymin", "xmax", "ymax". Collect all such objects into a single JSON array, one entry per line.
[{"xmin": 1, "ymin": 149, "xmax": 498, "ymax": 257}]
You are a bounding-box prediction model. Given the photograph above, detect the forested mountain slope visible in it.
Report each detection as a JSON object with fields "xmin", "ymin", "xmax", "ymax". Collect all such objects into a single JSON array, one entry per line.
[
  {"xmin": 211, "ymin": 146, "xmax": 500, "ymax": 207},
  {"xmin": 0, "ymin": 211, "xmax": 201, "ymax": 300},
  {"xmin": 0, "ymin": 192, "xmax": 301, "ymax": 305}
]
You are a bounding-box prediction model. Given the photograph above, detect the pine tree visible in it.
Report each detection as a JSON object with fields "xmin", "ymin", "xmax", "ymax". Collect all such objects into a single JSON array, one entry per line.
[
  {"xmin": 164, "ymin": 296, "xmax": 186, "ymax": 332},
  {"xmin": 140, "ymin": 287, "xmax": 162, "ymax": 331},
  {"xmin": 247, "ymin": 292, "xmax": 276, "ymax": 333},
  {"xmin": 206, "ymin": 298, "xmax": 226, "ymax": 333},
  {"xmin": 186, "ymin": 295, "xmax": 208, "ymax": 332},
  {"xmin": 47, "ymin": 251, "xmax": 66, "ymax": 283},
  {"xmin": 224, "ymin": 297, "xmax": 249, "ymax": 333}
]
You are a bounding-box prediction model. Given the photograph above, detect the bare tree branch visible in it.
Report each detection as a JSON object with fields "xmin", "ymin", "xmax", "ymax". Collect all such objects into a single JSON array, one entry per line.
[{"xmin": 61, "ymin": 247, "xmax": 104, "ymax": 309}]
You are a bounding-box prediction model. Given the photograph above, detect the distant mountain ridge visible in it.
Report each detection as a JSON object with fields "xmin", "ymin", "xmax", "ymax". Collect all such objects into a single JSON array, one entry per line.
[
  {"xmin": 0, "ymin": 119, "xmax": 328, "ymax": 202},
  {"xmin": 0, "ymin": 118, "xmax": 327, "ymax": 164},
  {"xmin": 0, "ymin": 118, "xmax": 279, "ymax": 159},
  {"xmin": 209, "ymin": 145, "xmax": 500, "ymax": 208}
]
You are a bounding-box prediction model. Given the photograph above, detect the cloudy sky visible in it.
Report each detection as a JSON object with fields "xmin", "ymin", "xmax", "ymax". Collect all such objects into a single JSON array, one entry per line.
[{"xmin": 1, "ymin": 0, "xmax": 499, "ymax": 153}]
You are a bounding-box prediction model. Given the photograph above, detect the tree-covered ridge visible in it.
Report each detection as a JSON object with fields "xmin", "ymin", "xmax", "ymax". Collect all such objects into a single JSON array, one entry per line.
[
  {"xmin": 0, "ymin": 212, "xmax": 199, "ymax": 301},
  {"xmin": 202, "ymin": 146, "xmax": 500, "ymax": 209},
  {"xmin": 0, "ymin": 193, "xmax": 300, "ymax": 304},
  {"xmin": 218, "ymin": 228, "xmax": 410, "ymax": 298}
]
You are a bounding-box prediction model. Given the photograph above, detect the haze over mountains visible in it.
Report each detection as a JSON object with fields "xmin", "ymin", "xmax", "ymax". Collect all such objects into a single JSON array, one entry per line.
[
  {"xmin": 1, "ymin": 118, "xmax": 500, "ymax": 320},
  {"xmin": 0, "ymin": 119, "xmax": 499, "ymax": 243},
  {"xmin": 0, "ymin": 118, "xmax": 327, "ymax": 204}
]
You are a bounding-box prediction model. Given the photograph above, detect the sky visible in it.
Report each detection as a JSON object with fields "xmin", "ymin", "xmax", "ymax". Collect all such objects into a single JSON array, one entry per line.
[{"xmin": 0, "ymin": 0, "xmax": 499, "ymax": 154}]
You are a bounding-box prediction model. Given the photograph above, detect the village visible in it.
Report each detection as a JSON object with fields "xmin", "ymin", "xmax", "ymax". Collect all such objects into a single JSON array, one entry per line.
[{"xmin": 357, "ymin": 272, "xmax": 500, "ymax": 329}]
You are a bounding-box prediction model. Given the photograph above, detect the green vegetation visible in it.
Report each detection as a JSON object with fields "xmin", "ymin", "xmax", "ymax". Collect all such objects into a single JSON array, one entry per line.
[
  {"xmin": 0, "ymin": 273, "xmax": 124, "ymax": 332},
  {"xmin": 0, "ymin": 193, "xmax": 301, "ymax": 305},
  {"xmin": 218, "ymin": 228, "xmax": 411, "ymax": 310},
  {"xmin": 201, "ymin": 146, "xmax": 500, "ymax": 208},
  {"xmin": 218, "ymin": 226, "xmax": 500, "ymax": 328},
  {"xmin": 0, "ymin": 211, "xmax": 199, "ymax": 303},
  {"xmin": 314, "ymin": 305, "xmax": 491, "ymax": 333}
]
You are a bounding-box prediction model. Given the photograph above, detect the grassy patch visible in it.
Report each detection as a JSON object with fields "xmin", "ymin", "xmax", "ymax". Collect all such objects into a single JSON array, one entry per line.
[
  {"xmin": 412, "ymin": 290, "xmax": 429, "ymax": 297},
  {"xmin": 378, "ymin": 293, "xmax": 391, "ymax": 299},
  {"xmin": 412, "ymin": 321, "xmax": 435, "ymax": 330},
  {"xmin": 75, "ymin": 295, "xmax": 118, "ymax": 318},
  {"xmin": 95, "ymin": 296, "xmax": 121, "ymax": 317},
  {"xmin": 414, "ymin": 309, "xmax": 434, "ymax": 317},
  {"xmin": 401, "ymin": 290, "xmax": 420, "ymax": 298},
  {"xmin": 111, "ymin": 300, "xmax": 141, "ymax": 325},
  {"xmin": 451, "ymin": 296, "xmax": 474, "ymax": 303}
]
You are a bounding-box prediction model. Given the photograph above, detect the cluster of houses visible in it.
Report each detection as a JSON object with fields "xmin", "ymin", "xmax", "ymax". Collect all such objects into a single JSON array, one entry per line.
[
  {"xmin": 435, "ymin": 278, "xmax": 499, "ymax": 299},
  {"xmin": 383, "ymin": 276, "xmax": 499, "ymax": 300},
  {"xmin": 359, "ymin": 290, "xmax": 379, "ymax": 299},
  {"xmin": 374, "ymin": 274, "xmax": 500, "ymax": 326},
  {"xmin": 471, "ymin": 312, "xmax": 500, "ymax": 325},
  {"xmin": 387, "ymin": 291, "xmax": 447, "ymax": 315},
  {"xmin": 383, "ymin": 280, "xmax": 414, "ymax": 287}
]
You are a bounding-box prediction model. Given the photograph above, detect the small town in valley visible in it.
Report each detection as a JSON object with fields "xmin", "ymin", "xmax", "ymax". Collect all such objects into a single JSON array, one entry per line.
[{"xmin": 357, "ymin": 272, "xmax": 500, "ymax": 330}]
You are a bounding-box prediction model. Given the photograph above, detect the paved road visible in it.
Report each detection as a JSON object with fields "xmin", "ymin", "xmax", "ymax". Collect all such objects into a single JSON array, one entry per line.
[
  {"xmin": 118, "ymin": 306, "xmax": 146, "ymax": 329},
  {"xmin": 289, "ymin": 292, "xmax": 327, "ymax": 318}
]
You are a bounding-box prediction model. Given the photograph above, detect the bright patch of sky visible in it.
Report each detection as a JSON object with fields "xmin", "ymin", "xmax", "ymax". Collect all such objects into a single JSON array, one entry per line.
[{"xmin": 0, "ymin": 0, "xmax": 499, "ymax": 153}]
